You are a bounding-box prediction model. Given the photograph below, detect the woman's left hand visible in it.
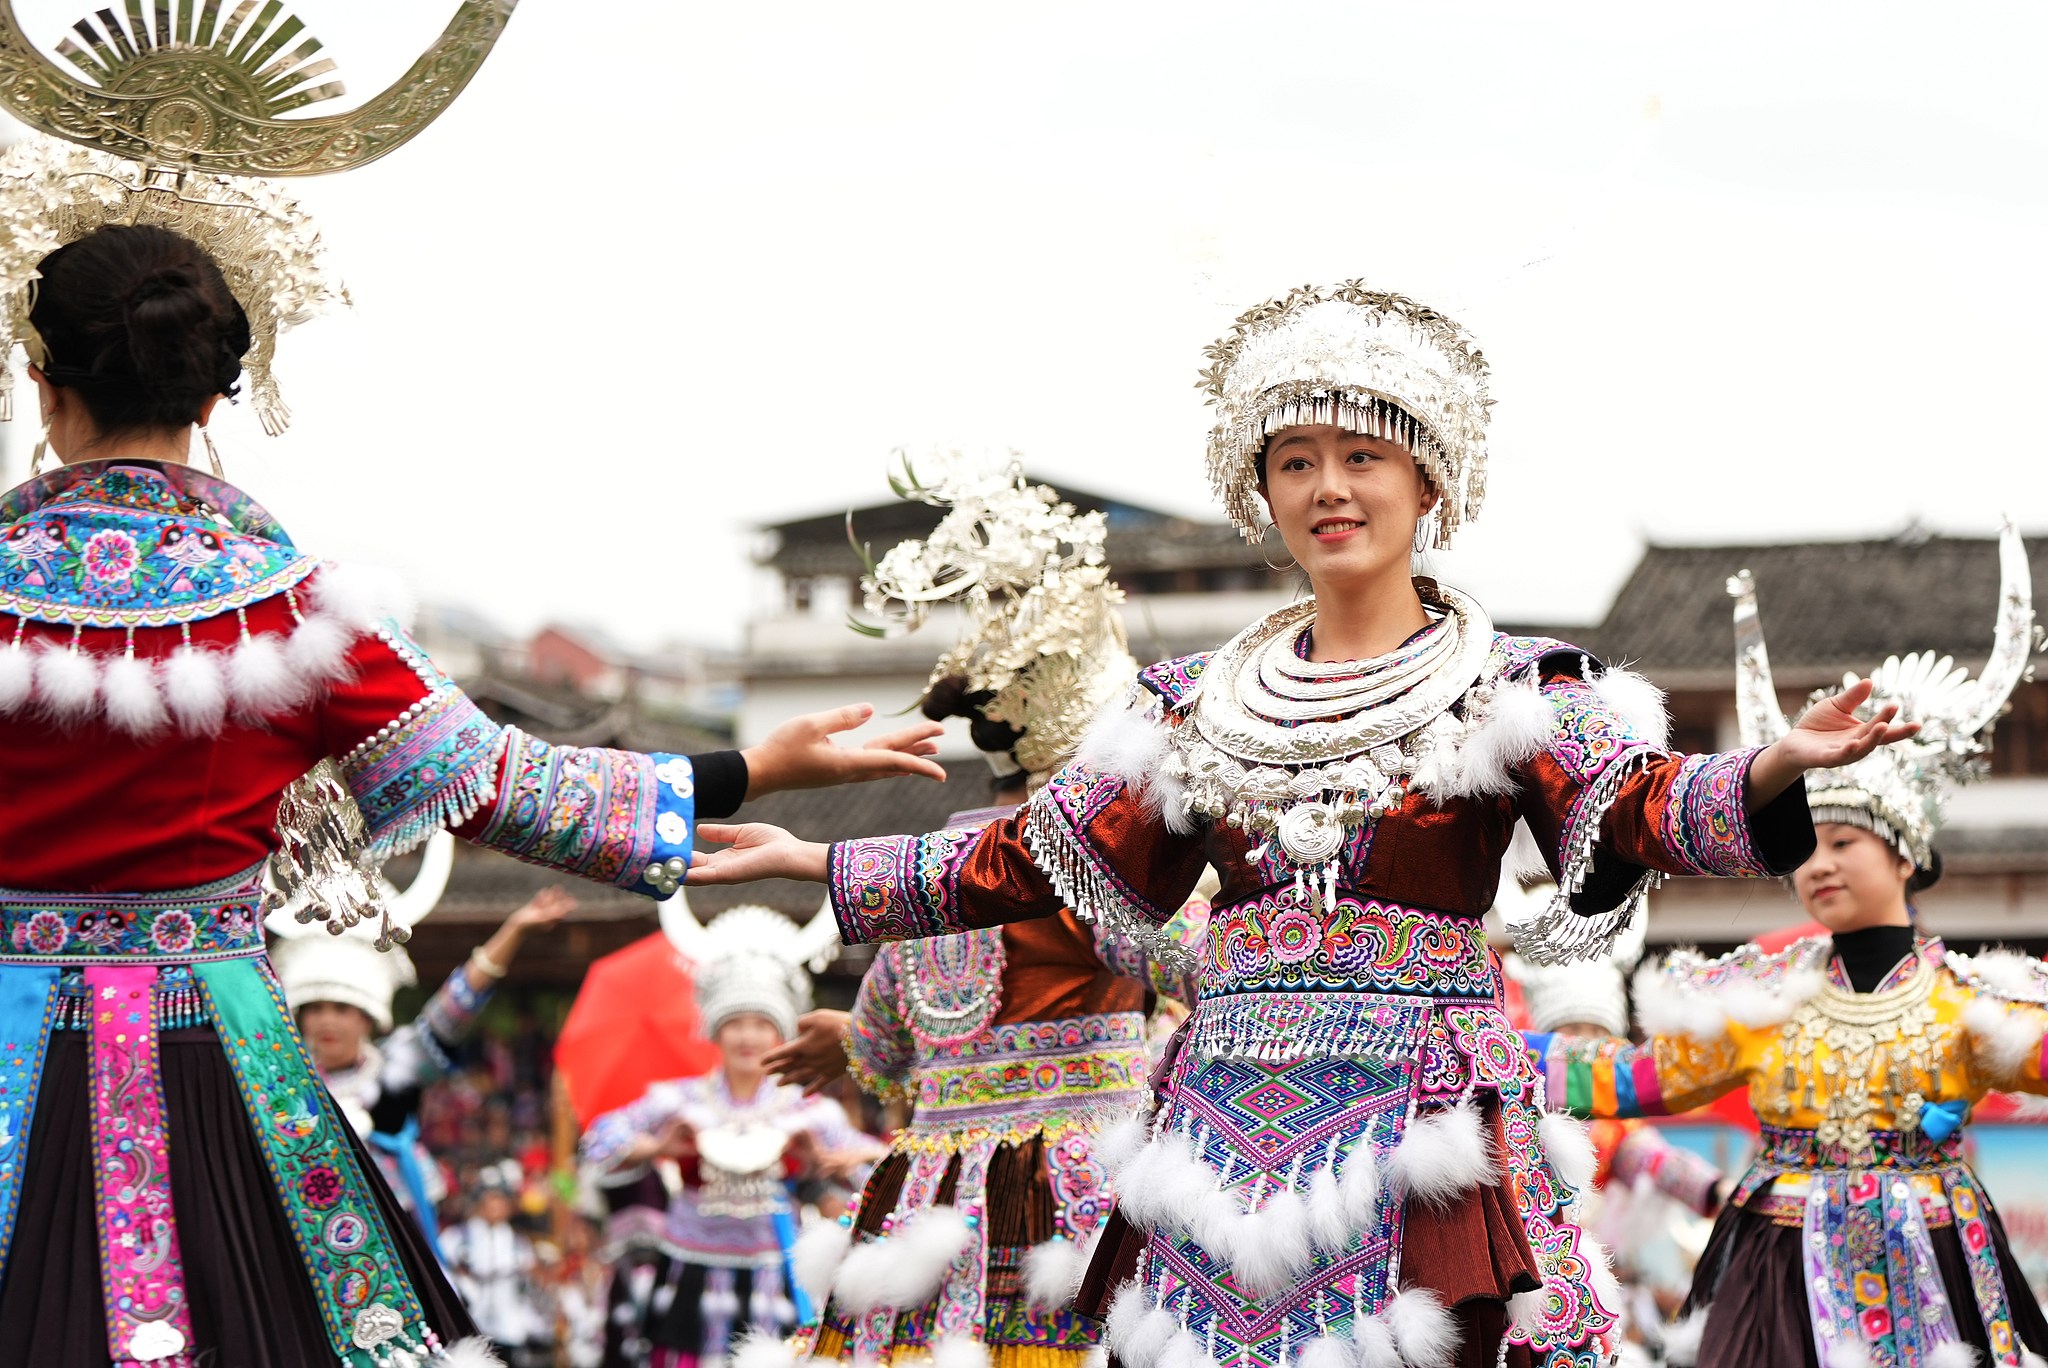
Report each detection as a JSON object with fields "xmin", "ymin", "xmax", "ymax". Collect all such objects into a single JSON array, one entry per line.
[
  {"xmin": 1746, "ymin": 678, "xmax": 1920, "ymax": 809},
  {"xmin": 742, "ymin": 704, "xmax": 947, "ymax": 799}
]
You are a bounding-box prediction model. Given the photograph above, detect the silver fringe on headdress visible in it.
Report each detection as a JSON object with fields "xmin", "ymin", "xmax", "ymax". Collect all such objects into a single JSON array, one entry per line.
[
  {"xmin": 1731, "ymin": 519, "xmax": 2040, "ymax": 871},
  {"xmin": 1200, "ymin": 282, "xmax": 1492, "ymax": 547}
]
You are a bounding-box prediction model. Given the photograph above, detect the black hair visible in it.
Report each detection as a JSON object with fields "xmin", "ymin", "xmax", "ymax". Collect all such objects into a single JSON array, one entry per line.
[
  {"xmin": 29, "ymin": 224, "xmax": 251, "ymax": 436},
  {"xmin": 920, "ymin": 673, "xmax": 1025, "ymax": 760},
  {"xmin": 1908, "ymin": 848, "xmax": 1944, "ymax": 896}
]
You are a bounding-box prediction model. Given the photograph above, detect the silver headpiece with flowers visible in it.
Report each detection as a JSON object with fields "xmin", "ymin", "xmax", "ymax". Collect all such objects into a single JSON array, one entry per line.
[
  {"xmin": 1200, "ymin": 281, "xmax": 1492, "ymax": 548},
  {"xmin": 1731, "ymin": 520, "xmax": 2039, "ymax": 871},
  {"xmin": 0, "ymin": 0, "xmax": 518, "ymax": 433},
  {"xmin": 658, "ymin": 900, "xmax": 831, "ymax": 1043},
  {"xmin": 853, "ymin": 452, "xmax": 1139, "ymax": 777}
]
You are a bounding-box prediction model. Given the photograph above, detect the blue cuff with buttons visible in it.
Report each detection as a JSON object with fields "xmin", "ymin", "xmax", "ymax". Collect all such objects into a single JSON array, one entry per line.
[{"xmin": 641, "ymin": 753, "xmax": 696, "ymax": 895}]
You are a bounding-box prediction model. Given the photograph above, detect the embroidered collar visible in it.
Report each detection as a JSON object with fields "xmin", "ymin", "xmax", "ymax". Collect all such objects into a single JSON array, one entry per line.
[
  {"xmin": 1826, "ymin": 933, "xmax": 1942, "ymax": 996},
  {"xmin": 0, "ymin": 459, "xmax": 313, "ymax": 628}
]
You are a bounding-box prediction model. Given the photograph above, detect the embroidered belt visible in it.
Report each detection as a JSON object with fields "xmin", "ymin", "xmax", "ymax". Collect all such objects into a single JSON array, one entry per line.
[
  {"xmin": 1741, "ymin": 1122, "xmax": 1962, "ymax": 1187},
  {"xmin": 1746, "ymin": 1170, "xmax": 1955, "ymax": 1227},
  {"xmin": 1198, "ymin": 893, "xmax": 1498, "ymax": 999},
  {"xmin": 906, "ymin": 1012, "xmax": 1150, "ymax": 1140},
  {"xmin": 0, "ymin": 865, "xmax": 265, "ymax": 963}
]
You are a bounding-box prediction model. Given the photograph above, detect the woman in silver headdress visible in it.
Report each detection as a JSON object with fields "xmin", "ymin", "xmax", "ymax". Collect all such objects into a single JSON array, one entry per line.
[
  {"xmin": 1531, "ymin": 529, "xmax": 2048, "ymax": 1368},
  {"xmin": 687, "ymin": 282, "xmax": 1912, "ymax": 1368}
]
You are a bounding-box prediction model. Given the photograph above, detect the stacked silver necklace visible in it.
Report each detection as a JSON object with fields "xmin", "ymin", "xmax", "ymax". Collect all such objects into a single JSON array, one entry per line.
[{"xmin": 1161, "ymin": 582, "xmax": 1497, "ymax": 910}]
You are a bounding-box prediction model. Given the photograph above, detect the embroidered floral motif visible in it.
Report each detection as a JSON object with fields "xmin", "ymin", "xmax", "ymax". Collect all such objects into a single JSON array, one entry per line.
[
  {"xmin": 477, "ymin": 730, "xmax": 673, "ymax": 892},
  {"xmin": 902, "ymin": 1011, "xmax": 1151, "ymax": 1148},
  {"xmin": 1537, "ymin": 675, "xmax": 1649, "ymax": 787},
  {"xmin": 0, "ymin": 964, "xmax": 59, "ymax": 1295},
  {"xmin": 79, "ymin": 527, "xmax": 139, "ymax": 586},
  {"xmin": 1136, "ymin": 651, "xmax": 1211, "ymax": 708},
  {"xmin": 831, "ymin": 827, "xmax": 983, "ymax": 945},
  {"xmin": 0, "ymin": 868, "xmax": 266, "ymax": 963},
  {"xmin": 12, "ymin": 910, "xmax": 69, "ymax": 955},
  {"xmin": 148, "ymin": 909, "xmax": 197, "ymax": 955},
  {"xmin": 345, "ymin": 685, "xmax": 504, "ymax": 860},
  {"xmin": 1201, "ymin": 894, "xmax": 1496, "ymax": 998},
  {"xmin": 1661, "ymin": 748, "xmax": 1765, "ymax": 876}
]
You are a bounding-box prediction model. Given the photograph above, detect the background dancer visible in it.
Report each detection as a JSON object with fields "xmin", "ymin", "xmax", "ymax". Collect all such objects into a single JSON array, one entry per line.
[
  {"xmin": 686, "ymin": 282, "xmax": 1912, "ymax": 1367},
  {"xmin": 758, "ymin": 461, "xmax": 1206, "ymax": 1368},
  {"xmin": 1530, "ymin": 525, "xmax": 2047, "ymax": 1368}
]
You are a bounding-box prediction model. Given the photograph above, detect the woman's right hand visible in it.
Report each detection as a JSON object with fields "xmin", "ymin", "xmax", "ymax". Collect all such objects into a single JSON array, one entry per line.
[
  {"xmin": 765, "ymin": 1010, "xmax": 852, "ymax": 1095},
  {"xmin": 685, "ymin": 824, "xmax": 830, "ymax": 885}
]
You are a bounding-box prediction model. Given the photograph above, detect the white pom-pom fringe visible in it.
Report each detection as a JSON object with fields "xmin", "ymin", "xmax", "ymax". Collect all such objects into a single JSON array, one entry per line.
[
  {"xmin": 1080, "ymin": 701, "xmax": 1169, "ymax": 788},
  {"xmin": 2019, "ymin": 1348, "xmax": 2046, "ymax": 1368},
  {"xmin": 1117, "ymin": 1132, "xmax": 1215, "ymax": 1238},
  {"xmin": 831, "ymin": 1206, "xmax": 975, "ymax": 1314},
  {"xmin": 1304, "ymin": 1163, "xmax": 1350, "ymax": 1252},
  {"xmin": 1294, "ymin": 1336, "xmax": 1351, "ymax": 1368},
  {"xmin": 1082, "ymin": 1349, "xmax": 1109, "ymax": 1368},
  {"xmin": 439, "ymin": 1338, "xmax": 507, "ymax": 1368},
  {"xmin": 1831, "ymin": 1342, "xmax": 1878, "ymax": 1368},
  {"xmin": 728, "ymin": 1329, "xmax": 800, "ymax": 1368},
  {"xmin": 1102, "ymin": 1280, "xmax": 1148, "ymax": 1357},
  {"xmin": 229, "ymin": 631, "xmax": 300, "ymax": 717},
  {"xmin": 1539, "ymin": 1112, "xmax": 1597, "ymax": 1193},
  {"xmin": 1962, "ymin": 949, "xmax": 2048, "ymax": 1002},
  {"xmin": 163, "ymin": 644, "xmax": 229, "ymax": 734},
  {"xmin": 1965, "ymin": 998, "xmax": 2046, "ymax": 1079},
  {"xmin": 1444, "ymin": 677, "xmax": 1553, "ymax": 799},
  {"xmin": 1232, "ymin": 1184, "xmax": 1312, "ymax": 1298},
  {"xmin": 791, "ymin": 1216, "xmax": 854, "ymax": 1304},
  {"xmin": 1385, "ymin": 1287, "xmax": 1460, "ymax": 1368},
  {"xmin": 1723, "ymin": 969, "xmax": 1826, "ymax": 1029},
  {"xmin": 1592, "ymin": 666, "xmax": 1671, "ymax": 749},
  {"xmin": 1387, "ymin": 1104, "xmax": 1496, "ymax": 1207},
  {"xmin": 1093, "ymin": 1112, "xmax": 1150, "ymax": 1178},
  {"xmin": 34, "ymin": 643, "xmax": 100, "ymax": 722},
  {"xmin": 1351, "ymin": 1316, "xmax": 1401, "ymax": 1368},
  {"xmin": 1929, "ymin": 1342, "xmax": 1982, "ymax": 1368},
  {"xmin": 1661, "ymin": 1307, "xmax": 1710, "ymax": 1366},
  {"xmin": 101, "ymin": 653, "xmax": 168, "ymax": 735},
  {"xmin": 1022, "ymin": 1236, "xmax": 1090, "ymax": 1310},
  {"xmin": 285, "ymin": 611, "xmax": 355, "ymax": 680},
  {"xmin": 0, "ymin": 645, "xmax": 32, "ymax": 713},
  {"xmin": 1110, "ymin": 1295, "xmax": 1179, "ymax": 1368},
  {"xmin": 310, "ymin": 560, "xmax": 416, "ymax": 631},
  {"xmin": 932, "ymin": 1335, "xmax": 992, "ymax": 1368},
  {"xmin": 1339, "ymin": 1143, "xmax": 1380, "ymax": 1232}
]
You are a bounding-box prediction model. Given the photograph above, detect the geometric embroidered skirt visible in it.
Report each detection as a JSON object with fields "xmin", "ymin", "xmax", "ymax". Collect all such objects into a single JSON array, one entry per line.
[{"xmin": 0, "ymin": 1025, "xmax": 476, "ymax": 1367}]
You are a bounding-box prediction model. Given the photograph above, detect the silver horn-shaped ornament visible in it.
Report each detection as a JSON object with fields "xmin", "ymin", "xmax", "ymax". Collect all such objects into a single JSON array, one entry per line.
[
  {"xmin": 659, "ymin": 886, "xmax": 843, "ymax": 975},
  {"xmin": 1727, "ymin": 567, "xmax": 1792, "ymax": 749}
]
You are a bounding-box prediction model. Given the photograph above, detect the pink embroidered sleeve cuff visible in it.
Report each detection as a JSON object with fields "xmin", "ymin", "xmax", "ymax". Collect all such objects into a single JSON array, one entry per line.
[{"xmin": 829, "ymin": 828, "xmax": 984, "ymax": 945}]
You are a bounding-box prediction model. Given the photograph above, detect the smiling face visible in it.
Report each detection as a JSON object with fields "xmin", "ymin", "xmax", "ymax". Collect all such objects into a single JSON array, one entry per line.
[
  {"xmin": 715, "ymin": 1011, "xmax": 784, "ymax": 1069},
  {"xmin": 1258, "ymin": 425, "xmax": 1437, "ymax": 598},
  {"xmin": 1792, "ymin": 822, "xmax": 1915, "ymax": 932}
]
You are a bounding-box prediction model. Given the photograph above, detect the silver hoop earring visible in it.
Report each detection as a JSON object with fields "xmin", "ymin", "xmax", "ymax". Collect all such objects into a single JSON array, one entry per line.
[
  {"xmin": 1260, "ymin": 522, "xmax": 1297, "ymax": 573},
  {"xmin": 200, "ymin": 424, "xmax": 225, "ymax": 478},
  {"xmin": 29, "ymin": 415, "xmax": 51, "ymax": 477},
  {"xmin": 1412, "ymin": 519, "xmax": 1432, "ymax": 556}
]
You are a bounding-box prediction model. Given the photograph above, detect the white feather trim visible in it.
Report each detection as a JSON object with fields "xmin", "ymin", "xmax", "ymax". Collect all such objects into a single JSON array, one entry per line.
[
  {"xmin": 1118, "ymin": 1304, "xmax": 1180, "ymax": 1368},
  {"xmin": 1385, "ymin": 1287, "xmax": 1459, "ymax": 1368},
  {"xmin": 34, "ymin": 643, "xmax": 100, "ymax": 721},
  {"xmin": 1539, "ymin": 1113, "xmax": 1596, "ymax": 1193},
  {"xmin": 1445, "ymin": 676, "xmax": 1553, "ymax": 799},
  {"xmin": 0, "ymin": 645, "xmax": 32, "ymax": 713},
  {"xmin": 285, "ymin": 610, "xmax": 355, "ymax": 680},
  {"xmin": 931, "ymin": 1335, "xmax": 992, "ymax": 1368},
  {"xmin": 1632, "ymin": 962, "xmax": 1730, "ymax": 1041},
  {"xmin": 1387, "ymin": 1103, "xmax": 1495, "ymax": 1206},
  {"xmin": 1155, "ymin": 1138, "xmax": 1225, "ymax": 1236},
  {"xmin": 1304, "ymin": 1163, "xmax": 1350, "ymax": 1252},
  {"xmin": 1021, "ymin": 1236, "xmax": 1090, "ymax": 1310},
  {"xmin": 1079, "ymin": 701, "xmax": 1169, "ymax": 788},
  {"xmin": 1093, "ymin": 1112, "xmax": 1150, "ymax": 1178},
  {"xmin": 162, "ymin": 644, "xmax": 229, "ymax": 734},
  {"xmin": 1190, "ymin": 1187, "xmax": 1240, "ymax": 1261},
  {"xmin": 439, "ymin": 1338, "xmax": 507, "ymax": 1368},
  {"xmin": 1661, "ymin": 1307, "xmax": 1710, "ymax": 1366},
  {"xmin": 1102, "ymin": 1280, "xmax": 1148, "ymax": 1359},
  {"xmin": 1507, "ymin": 1287, "xmax": 1545, "ymax": 1334},
  {"xmin": 309, "ymin": 560, "xmax": 416, "ymax": 631},
  {"xmin": 1351, "ymin": 1316, "xmax": 1401, "ymax": 1368},
  {"xmin": 1157, "ymin": 1328, "xmax": 1212, "ymax": 1368},
  {"xmin": 228, "ymin": 631, "xmax": 300, "ymax": 717},
  {"xmin": 1928, "ymin": 1343, "xmax": 1981, "ymax": 1368},
  {"xmin": 728, "ymin": 1330, "xmax": 799, "ymax": 1368},
  {"xmin": 1964, "ymin": 997, "xmax": 2045, "ymax": 1079},
  {"xmin": 1592, "ymin": 667, "xmax": 1671, "ymax": 749},
  {"xmin": 1583, "ymin": 1237, "xmax": 1624, "ymax": 1322},
  {"xmin": 1832, "ymin": 1341, "xmax": 1878, "ymax": 1368},
  {"xmin": 2020, "ymin": 1349, "xmax": 2046, "ymax": 1368},
  {"xmin": 1232, "ymin": 1183, "xmax": 1312, "ymax": 1298},
  {"xmin": 1294, "ymin": 1336, "xmax": 1351, "ymax": 1368},
  {"xmin": 830, "ymin": 1206, "xmax": 975, "ymax": 1314},
  {"xmin": 1082, "ymin": 1349, "xmax": 1109, "ymax": 1368},
  {"xmin": 1501, "ymin": 818, "xmax": 1551, "ymax": 884},
  {"xmin": 100, "ymin": 652, "xmax": 168, "ymax": 735},
  {"xmin": 1964, "ymin": 949, "xmax": 2048, "ymax": 1002},
  {"xmin": 1722, "ymin": 969, "xmax": 1826, "ymax": 1029},
  {"xmin": 1338, "ymin": 1143, "xmax": 1379, "ymax": 1232},
  {"xmin": 791, "ymin": 1216, "xmax": 854, "ymax": 1304}
]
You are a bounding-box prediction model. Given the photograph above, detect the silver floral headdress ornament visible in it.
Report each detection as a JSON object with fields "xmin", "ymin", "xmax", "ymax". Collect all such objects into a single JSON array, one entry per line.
[
  {"xmin": 1201, "ymin": 281, "xmax": 1492, "ymax": 547},
  {"xmin": 1731, "ymin": 519, "xmax": 2040, "ymax": 872},
  {"xmin": 0, "ymin": 0, "xmax": 519, "ymax": 433},
  {"xmin": 852, "ymin": 451, "xmax": 1139, "ymax": 777}
]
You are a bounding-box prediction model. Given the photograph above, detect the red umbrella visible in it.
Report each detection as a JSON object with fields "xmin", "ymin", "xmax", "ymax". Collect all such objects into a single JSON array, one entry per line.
[{"xmin": 555, "ymin": 932, "xmax": 720, "ymax": 1126}]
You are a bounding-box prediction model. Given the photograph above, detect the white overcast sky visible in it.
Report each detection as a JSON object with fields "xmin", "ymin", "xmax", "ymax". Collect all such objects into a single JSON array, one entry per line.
[{"xmin": 7, "ymin": 1, "xmax": 2046, "ymax": 650}]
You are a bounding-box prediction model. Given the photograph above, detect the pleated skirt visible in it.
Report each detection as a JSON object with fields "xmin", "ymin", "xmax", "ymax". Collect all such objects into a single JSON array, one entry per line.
[{"xmin": 0, "ymin": 1026, "xmax": 477, "ymax": 1367}]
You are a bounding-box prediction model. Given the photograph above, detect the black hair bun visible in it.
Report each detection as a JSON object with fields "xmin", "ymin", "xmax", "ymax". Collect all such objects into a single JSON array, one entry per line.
[{"xmin": 919, "ymin": 672, "xmax": 1026, "ymax": 757}]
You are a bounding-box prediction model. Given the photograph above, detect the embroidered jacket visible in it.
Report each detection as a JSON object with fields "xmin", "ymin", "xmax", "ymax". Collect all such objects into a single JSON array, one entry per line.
[
  {"xmin": 827, "ymin": 634, "xmax": 1812, "ymax": 1368},
  {"xmin": 1530, "ymin": 937, "xmax": 2048, "ymax": 1366},
  {"xmin": 0, "ymin": 461, "xmax": 741, "ymax": 894}
]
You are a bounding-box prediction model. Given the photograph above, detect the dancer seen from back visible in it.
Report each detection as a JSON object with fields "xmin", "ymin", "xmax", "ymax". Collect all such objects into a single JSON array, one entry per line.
[
  {"xmin": 756, "ymin": 462, "xmax": 1207, "ymax": 1368},
  {"xmin": 689, "ymin": 282, "xmax": 1914, "ymax": 1368},
  {"xmin": 0, "ymin": 119, "xmax": 940, "ymax": 1368},
  {"xmin": 580, "ymin": 907, "xmax": 886, "ymax": 1368},
  {"xmin": 1529, "ymin": 527, "xmax": 2047, "ymax": 1368}
]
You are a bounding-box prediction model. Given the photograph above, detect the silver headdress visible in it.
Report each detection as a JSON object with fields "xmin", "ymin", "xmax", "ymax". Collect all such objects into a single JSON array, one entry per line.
[
  {"xmin": 1730, "ymin": 520, "xmax": 2039, "ymax": 871},
  {"xmin": 1200, "ymin": 282, "xmax": 1492, "ymax": 547},
  {"xmin": 658, "ymin": 898, "xmax": 831, "ymax": 1042},
  {"xmin": 853, "ymin": 452, "xmax": 1139, "ymax": 777},
  {"xmin": 0, "ymin": 0, "xmax": 518, "ymax": 432}
]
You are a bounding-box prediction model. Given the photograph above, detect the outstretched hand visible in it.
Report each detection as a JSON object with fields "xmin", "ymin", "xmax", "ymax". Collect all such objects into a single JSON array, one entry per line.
[
  {"xmin": 686, "ymin": 824, "xmax": 831, "ymax": 886},
  {"xmin": 764, "ymin": 1010, "xmax": 852, "ymax": 1095},
  {"xmin": 742, "ymin": 704, "xmax": 946, "ymax": 799},
  {"xmin": 1746, "ymin": 677, "xmax": 1920, "ymax": 810}
]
